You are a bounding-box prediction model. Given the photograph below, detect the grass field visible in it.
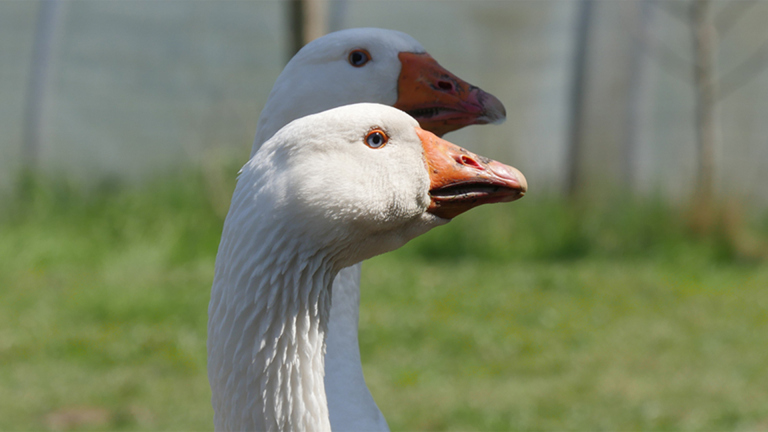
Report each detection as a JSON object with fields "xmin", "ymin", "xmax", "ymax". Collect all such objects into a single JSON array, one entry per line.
[{"xmin": 1, "ymin": 171, "xmax": 767, "ymax": 431}]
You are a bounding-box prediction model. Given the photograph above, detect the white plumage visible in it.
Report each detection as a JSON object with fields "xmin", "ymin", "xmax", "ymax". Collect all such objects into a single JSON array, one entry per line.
[{"xmin": 208, "ymin": 103, "xmax": 525, "ymax": 431}]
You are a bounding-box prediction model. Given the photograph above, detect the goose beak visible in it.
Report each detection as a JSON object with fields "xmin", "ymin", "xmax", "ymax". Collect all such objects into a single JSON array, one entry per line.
[
  {"xmin": 394, "ymin": 52, "xmax": 506, "ymax": 137},
  {"xmin": 417, "ymin": 127, "xmax": 527, "ymax": 220}
]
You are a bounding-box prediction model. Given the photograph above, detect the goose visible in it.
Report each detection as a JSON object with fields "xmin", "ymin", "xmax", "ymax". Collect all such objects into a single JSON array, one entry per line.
[
  {"xmin": 245, "ymin": 28, "xmax": 507, "ymax": 431},
  {"xmin": 208, "ymin": 103, "xmax": 526, "ymax": 431}
]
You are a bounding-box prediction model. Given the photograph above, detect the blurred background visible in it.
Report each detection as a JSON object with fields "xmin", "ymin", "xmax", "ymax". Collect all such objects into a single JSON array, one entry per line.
[{"xmin": 1, "ymin": 0, "xmax": 767, "ymax": 430}]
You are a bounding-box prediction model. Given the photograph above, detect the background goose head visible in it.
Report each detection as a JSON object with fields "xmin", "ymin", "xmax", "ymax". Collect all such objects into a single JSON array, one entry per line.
[
  {"xmin": 249, "ymin": 103, "xmax": 525, "ymax": 269},
  {"xmin": 252, "ymin": 27, "xmax": 506, "ymax": 155}
]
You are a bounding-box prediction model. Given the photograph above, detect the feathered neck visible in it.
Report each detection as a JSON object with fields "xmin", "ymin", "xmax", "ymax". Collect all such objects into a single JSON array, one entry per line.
[{"xmin": 208, "ymin": 181, "xmax": 342, "ymax": 432}]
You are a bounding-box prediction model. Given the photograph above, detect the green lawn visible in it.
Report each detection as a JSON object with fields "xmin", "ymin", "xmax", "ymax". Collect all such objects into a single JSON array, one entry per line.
[{"xmin": 1, "ymin": 172, "xmax": 767, "ymax": 431}]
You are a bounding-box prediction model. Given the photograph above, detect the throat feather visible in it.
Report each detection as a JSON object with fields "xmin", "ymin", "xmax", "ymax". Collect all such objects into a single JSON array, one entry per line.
[{"xmin": 208, "ymin": 237, "xmax": 336, "ymax": 432}]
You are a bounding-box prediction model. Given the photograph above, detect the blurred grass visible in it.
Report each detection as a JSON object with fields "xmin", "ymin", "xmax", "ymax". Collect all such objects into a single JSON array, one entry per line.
[{"xmin": 1, "ymin": 170, "xmax": 767, "ymax": 431}]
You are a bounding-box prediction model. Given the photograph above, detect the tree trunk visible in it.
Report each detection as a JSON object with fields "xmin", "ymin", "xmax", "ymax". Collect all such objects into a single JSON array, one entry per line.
[
  {"xmin": 286, "ymin": 0, "xmax": 304, "ymax": 61},
  {"xmin": 286, "ymin": 0, "xmax": 328, "ymax": 62},
  {"xmin": 690, "ymin": 0, "xmax": 717, "ymax": 210}
]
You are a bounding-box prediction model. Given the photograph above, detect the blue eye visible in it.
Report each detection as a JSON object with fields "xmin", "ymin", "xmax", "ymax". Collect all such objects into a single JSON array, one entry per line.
[
  {"xmin": 365, "ymin": 130, "xmax": 388, "ymax": 149},
  {"xmin": 349, "ymin": 49, "xmax": 371, "ymax": 67}
]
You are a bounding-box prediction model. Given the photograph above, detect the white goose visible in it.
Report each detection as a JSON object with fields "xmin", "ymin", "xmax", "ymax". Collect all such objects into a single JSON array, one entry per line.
[
  {"xmin": 208, "ymin": 103, "xmax": 526, "ymax": 431},
  {"xmin": 242, "ymin": 28, "xmax": 508, "ymax": 431}
]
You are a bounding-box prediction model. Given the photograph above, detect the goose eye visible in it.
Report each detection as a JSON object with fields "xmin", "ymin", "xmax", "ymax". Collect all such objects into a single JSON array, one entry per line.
[
  {"xmin": 348, "ymin": 49, "xmax": 370, "ymax": 67},
  {"xmin": 365, "ymin": 130, "xmax": 388, "ymax": 149}
]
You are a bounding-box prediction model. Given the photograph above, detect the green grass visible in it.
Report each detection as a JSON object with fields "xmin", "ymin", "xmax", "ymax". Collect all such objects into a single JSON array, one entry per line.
[{"xmin": 1, "ymin": 171, "xmax": 767, "ymax": 431}]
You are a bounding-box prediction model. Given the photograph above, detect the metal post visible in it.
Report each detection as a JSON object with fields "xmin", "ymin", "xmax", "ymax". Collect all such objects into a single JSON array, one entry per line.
[
  {"xmin": 565, "ymin": 0, "xmax": 593, "ymax": 197},
  {"xmin": 22, "ymin": 0, "xmax": 62, "ymax": 168}
]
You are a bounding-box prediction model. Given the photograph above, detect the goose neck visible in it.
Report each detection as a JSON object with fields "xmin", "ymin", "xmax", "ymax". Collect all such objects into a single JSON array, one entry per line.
[{"xmin": 209, "ymin": 235, "xmax": 339, "ymax": 432}]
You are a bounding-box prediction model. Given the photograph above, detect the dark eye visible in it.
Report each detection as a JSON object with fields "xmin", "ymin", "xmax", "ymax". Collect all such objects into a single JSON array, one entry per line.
[
  {"xmin": 365, "ymin": 129, "xmax": 388, "ymax": 149},
  {"xmin": 348, "ymin": 49, "xmax": 370, "ymax": 67}
]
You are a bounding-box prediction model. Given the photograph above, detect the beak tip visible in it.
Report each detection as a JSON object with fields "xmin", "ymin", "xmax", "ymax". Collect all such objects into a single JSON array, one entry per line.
[
  {"xmin": 489, "ymin": 162, "xmax": 527, "ymax": 195},
  {"xmin": 479, "ymin": 90, "xmax": 507, "ymax": 125}
]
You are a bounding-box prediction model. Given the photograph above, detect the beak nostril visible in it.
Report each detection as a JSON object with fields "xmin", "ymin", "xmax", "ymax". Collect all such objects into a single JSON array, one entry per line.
[{"xmin": 457, "ymin": 155, "xmax": 484, "ymax": 170}]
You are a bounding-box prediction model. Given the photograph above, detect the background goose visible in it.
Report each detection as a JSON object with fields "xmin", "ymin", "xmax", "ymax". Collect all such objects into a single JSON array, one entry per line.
[
  {"xmin": 247, "ymin": 27, "xmax": 507, "ymax": 431},
  {"xmin": 208, "ymin": 103, "xmax": 526, "ymax": 431}
]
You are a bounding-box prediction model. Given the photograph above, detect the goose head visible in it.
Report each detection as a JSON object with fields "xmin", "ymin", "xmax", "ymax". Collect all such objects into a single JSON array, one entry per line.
[
  {"xmin": 252, "ymin": 28, "xmax": 506, "ymax": 154},
  {"xmin": 249, "ymin": 103, "xmax": 525, "ymax": 269}
]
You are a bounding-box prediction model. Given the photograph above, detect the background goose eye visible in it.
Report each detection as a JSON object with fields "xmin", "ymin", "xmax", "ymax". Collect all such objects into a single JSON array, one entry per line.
[
  {"xmin": 348, "ymin": 49, "xmax": 371, "ymax": 67},
  {"xmin": 365, "ymin": 130, "xmax": 388, "ymax": 149}
]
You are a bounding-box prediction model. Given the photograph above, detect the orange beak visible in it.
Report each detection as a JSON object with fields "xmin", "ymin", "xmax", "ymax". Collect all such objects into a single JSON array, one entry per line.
[
  {"xmin": 417, "ymin": 128, "xmax": 526, "ymax": 220},
  {"xmin": 394, "ymin": 52, "xmax": 506, "ymax": 137}
]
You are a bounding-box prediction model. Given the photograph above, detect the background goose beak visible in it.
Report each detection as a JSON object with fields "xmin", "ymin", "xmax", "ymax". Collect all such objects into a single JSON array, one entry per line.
[
  {"xmin": 394, "ymin": 52, "xmax": 506, "ymax": 137},
  {"xmin": 416, "ymin": 128, "xmax": 527, "ymax": 220}
]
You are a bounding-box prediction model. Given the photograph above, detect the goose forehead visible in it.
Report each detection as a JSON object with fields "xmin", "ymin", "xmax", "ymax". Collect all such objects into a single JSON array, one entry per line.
[
  {"xmin": 298, "ymin": 103, "xmax": 419, "ymax": 134},
  {"xmin": 257, "ymin": 104, "xmax": 422, "ymax": 164},
  {"xmin": 298, "ymin": 28, "xmax": 426, "ymax": 61}
]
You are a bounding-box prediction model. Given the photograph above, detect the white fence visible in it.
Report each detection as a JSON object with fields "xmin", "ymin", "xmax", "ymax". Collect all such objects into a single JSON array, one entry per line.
[{"xmin": 2, "ymin": 1, "xmax": 767, "ymax": 205}]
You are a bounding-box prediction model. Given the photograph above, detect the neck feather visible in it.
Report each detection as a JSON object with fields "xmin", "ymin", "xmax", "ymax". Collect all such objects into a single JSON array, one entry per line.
[{"xmin": 208, "ymin": 214, "xmax": 339, "ymax": 432}]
